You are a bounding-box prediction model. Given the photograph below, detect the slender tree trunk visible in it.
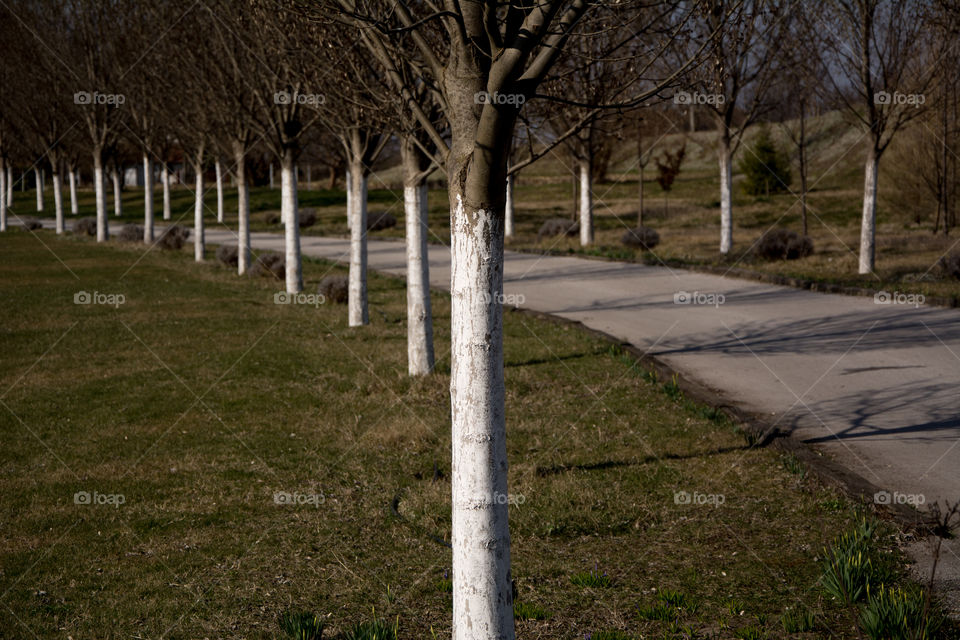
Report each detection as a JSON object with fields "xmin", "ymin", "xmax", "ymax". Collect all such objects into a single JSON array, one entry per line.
[
  {"xmin": 194, "ymin": 158, "xmax": 204, "ymax": 261},
  {"xmin": 638, "ymin": 165, "xmax": 645, "ymax": 227},
  {"xmin": 401, "ymin": 139, "xmax": 435, "ymax": 376},
  {"xmin": 579, "ymin": 157, "xmax": 593, "ymax": 246},
  {"xmin": 858, "ymin": 146, "xmax": 879, "ymax": 274},
  {"xmin": 234, "ymin": 142, "xmax": 250, "ymax": 276},
  {"xmin": 94, "ymin": 150, "xmax": 108, "ymax": 242},
  {"xmin": 6, "ymin": 166, "xmax": 12, "ymax": 206},
  {"xmin": 281, "ymin": 148, "xmax": 302, "ymax": 293},
  {"xmin": 327, "ymin": 165, "xmax": 336, "ymax": 190},
  {"xmin": 0, "ymin": 158, "xmax": 6, "ymax": 231},
  {"xmin": 69, "ymin": 168, "xmax": 78, "ymax": 215},
  {"xmin": 161, "ymin": 163, "xmax": 171, "ymax": 220},
  {"xmin": 53, "ymin": 169, "xmax": 64, "ymax": 234},
  {"xmin": 35, "ymin": 168, "xmax": 44, "ymax": 212},
  {"xmin": 269, "ymin": 163, "xmax": 274, "ymax": 189},
  {"xmin": 112, "ymin": 167, "xmax": 122, "ymax": 218},
  {"xmin": 719, "ymin": 136, "xmax": 733, "ymax": 255},
  {"xmin": 143, "ymin": 153, "xmax": 154, "ymax": 243},
  {"xmin": 215, "ymin": 157, "xmax": 224, "ymax": 223},
  {"xmin": 799, "ymin": 110, "xmax": 808, "ymax": 236},
  {"xmin": 504, "ymin": 174, "xmax": 515, "ymax": 238},
  {"xmin": 306, "ymin": 164, "xmax": 311, "ymax": 188},
  {"xmin": 347, "ymin": 161, "xmax": 369, "ymax": 326}
]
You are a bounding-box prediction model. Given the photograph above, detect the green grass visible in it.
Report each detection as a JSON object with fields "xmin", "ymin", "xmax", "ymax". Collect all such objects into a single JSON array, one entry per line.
[{"xmin": 0, "ymin": 228, "xmax": 956, "ymax": 639}]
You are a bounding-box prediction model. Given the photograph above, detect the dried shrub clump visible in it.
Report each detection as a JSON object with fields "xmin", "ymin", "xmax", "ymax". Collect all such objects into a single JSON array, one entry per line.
[
  {"xmin": 20, "ymin": 217, "xmax": 43, "ymax": 231},
  {"xmin": 537, "ymin": 218, "xmax": 580, "ymax": 241},
  {"xmin": 249, "ymin": 252, "xmax": 285, "ymax": 279},
  {"xmin": 73, "ymin": 217, "xmax": 97, "ymax": 236},
  {"xmin": 158, "ymin": 225, "xmax": 190, "ymax": 251},
  {"xmin": 939, "ymin": 251, "xmax": 960, "ymax": 280},
  {"xmin": 755, "ymin": 228, "xmax": 814, "ymax": 261},
  {"xmin": 318, "ymin": 275, "xmax": 348, "ymax": 304},
  {"xmin": 216, "ymin": 244, "xmax": 239, "ymax": 267},
  {"xmin": 621, "ymin": 226, "xmax": 660, "ymax": 250},
  {"xmin": 299, "ymin": 209, "xmax": 317, "ymax": 228},
  {"xmin": 117, "ymin": 224, "xmax": 143, "ymax": 242},
  {"xmin": 367, "ymin": 212, "xmax": 397, "ymax": 231}
]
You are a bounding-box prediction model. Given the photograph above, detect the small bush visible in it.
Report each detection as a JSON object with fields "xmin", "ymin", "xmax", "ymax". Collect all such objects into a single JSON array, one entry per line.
[
  {"xmin": 73, "ymin": 217, "xmax": 97, "ymax": 236},
  {"xmin": 117, "ymin": 224, "xmax": 143, "ymax": 243},
  {"xmin": 513, "ymin": 601, "xmax": 551, "ymax": 621},
  {"xmin": 318, "ymin": 275, "xmax": 348, "ymax": 304},
  {"xmin": 20, "ymin": 217, "xmax": 43, "ymax": 231},
  {"xmin": 859, "ymin": 585, "xmax": 942, "ymax": 640},
  {"xmin": 249, "ymin": 252, "xmax": 285, "ymax": 279},
  {"xmin": 740, "ymin": 127, "xmax": 791, "ymax": 196},
  {"xmin": 621, "ymin": 226, "xmax": 660, "ymax": 250},
  {"xmin": 299, "ymin": 208, "xmax": 317, "ymax": 228},
  {"xmin": 819, "ymin": 521, "xmax": 879, "ymax": 605},
  {"xmin": 341, "ymin": 617, "xmax": 398, "ymax": 640},
  {"xmin": 755, "ymin": 229, "xmax": 813, "ymax": 261},
  {"xmin": 537, "ymin": 217, "xmax": 579, "ymax": 241},
  {"xmin": 158, "ymin": 225, "xmax": 190, "ymax": 251},
  {"xmin": 216, "ymin": 244, "xmax": 239, "ymax": 267},
  {"xmin": 263, "ymin": 210, "xmax": 281, "ymax": 225},
  {"xmin": 938, "ymin": 251, "xmax": 960, "ymax": 280},
  {"xmin": 367, "ymin": 212, "xmax": 397, "ymax": 231},
  {"xmin": 278, "ymin": 611, "xmax": 325, "ymax": 640}
]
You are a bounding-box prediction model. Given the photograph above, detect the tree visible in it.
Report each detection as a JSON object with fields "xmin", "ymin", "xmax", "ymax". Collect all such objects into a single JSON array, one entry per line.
[
  {"xmin": 739, "ymin": 128, "xmax": 791, "ymax": 196},
  {"xmin": 655, "ymin": 142, "xmax": 686, "ymax": 215}
]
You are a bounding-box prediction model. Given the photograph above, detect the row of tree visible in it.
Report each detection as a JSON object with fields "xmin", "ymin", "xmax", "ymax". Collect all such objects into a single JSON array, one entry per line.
[{"xmin": 0, "ymin": 2, "xmax": 957, "ymax": 639}]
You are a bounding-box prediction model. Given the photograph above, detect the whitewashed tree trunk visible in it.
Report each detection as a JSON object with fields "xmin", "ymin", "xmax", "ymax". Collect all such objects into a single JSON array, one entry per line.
[
  {"xmin": 347, "ymin": 164, "xmax": 369, "ymax": 326},
  {"xmin": 235, "ymin": 144, "xmax": 250, "ymax": 275},
  {"xmin": 69, "ymin": 169, "xmax": 78, "ymax": 215},
  {"xmin": 449, "ymin": 188, "xmax": 514, "ymax": 640},
  {"xmin": 401, "ymin": 141, "xmax": 435, "ymax": 375},
  {"xmin": 52, "ymin": 170, "xmax": 64, "ymax": 234},
  {"xmin": 215, "ymin": 158, "xmax": 224, "ymax": 223},
  {"xmin": 194, "ymin": 161, "xmax": 204, "ymax": 261},
  {"xmin": 504, "ymin": 174, "xmax": 514, "ymax": 238},
  {"xmin": 35, "ymin": 168, "xmax": 44, "ymax": 212},
  {"xmin": 94, "ymin": 152, "xmax": 108, "ymax": 241},
  {"xmin": 112, "ymin": 168, "xmax": 122, "ymax": 218},
  {"xmin": 6, "ymin": 166, "xmax": 12, "ymax": 207},
  {"xmin": 579, "ymin": 158, "xmax": 593, "ymax": 246},
  {"xmin": 0, "ymin": 159, "xmax": 6, "ymax": 231},
  {"xmin": 143, "ymin": 153, "xmax": 154, "ymax": 243},
  {"xmin": 719, "ymin": 137, "xmax": 733, "ymax": 255},
  {"xmin": 859, "ymin": 147, "xmax": 879, "ymax": 274},
  {"xmin": 161, "ymin": 163, "xmax": 171, "ymax": 220},
  {"xmin": 281, "ymin": 149, "xmax": 302, "ymax": 293}
]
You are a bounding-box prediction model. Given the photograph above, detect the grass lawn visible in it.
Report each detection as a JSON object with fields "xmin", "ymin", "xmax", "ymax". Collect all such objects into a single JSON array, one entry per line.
[{"xmin": 1, "ymin": 228, "xmax": 955, "ymax": 639}]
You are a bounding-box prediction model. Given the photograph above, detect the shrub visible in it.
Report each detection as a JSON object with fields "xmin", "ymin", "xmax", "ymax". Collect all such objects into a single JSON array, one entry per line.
[
  {"xmin": 621, "ymin": 226, "xmax": 660, "ymax": 250},
  {"xmin": 249, "ymin": 252, "xmax": 285, "ymax": 279},
  {"xmin": 278, "ymin": 611, "xmax": 325, "ymax": 640},
  {"xmin": 299, "ymin": 208, "xmax": 317, "ymax": 228},
  {"xmin": 216, "ymin": 244, "xmax": 239, "ymax": 267},
  {"xmin": 158, "ymin": 225, "xmax": 190, "ymax": 250},
  {"xmin": 263, "ymin": 210, "xmax": 281, "ymax": 225},
  {"xmin": 367, "ymin": 212, "xmax": 397, "ymax": 231},
  {"xmin": 938, "ymin": 251, "xmax": 960, "ymax": 279},
  {"xmin": 859, "ymin": 585, "xmax": 942, "ymax": 640},
  {"xmin": 755, "ymin": 229, "xmax": 813, "ymax": 261},
  {"xmin": 117, "ymin": 224, "xmax": 143, "ymax": 243},
  {"xmin": 73, "ymin": 217, "xmax": 97, "ymax": 236},
  {"xmin": 20, "ymin": 217, "xmax": 43, "ymax": 231},
  {"xmin": 819, "ymin": 521, "xmax": 879, "ymax": 605},
  {"xmin": 318, "ymin": 275, "xmax": 348, "ymax": 304},
  {"xmin": 740, "ymin": 127, "xmax": 791, "ymax": 196},
  {"xmin": 537, "ymin": 217, "xmax": 579, "ymax": 241}
]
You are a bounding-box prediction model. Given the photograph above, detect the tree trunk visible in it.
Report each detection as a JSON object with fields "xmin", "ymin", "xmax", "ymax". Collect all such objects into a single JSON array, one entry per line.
[
  {"xmin": 194, "ymin": 159, "xmax": 204, "ymax": 261},
  {"xmin": 327, "ymin": 165, "xmax": 336, "ymax": 190},
  {"xmin": 69, "ymin": 169, "xmax": 78, "ymax": 215},
  {"xmin": 281, "ymin": 148, "xmax": 302, "ymax": 293},
  {"xmin": 35, "ymin": 168, "xmax": 44, "ymax": 212},
  {"xmin": 719, "ymin": 136, "xmax": 733, "ymax": 255},
  {"xmin": 6, "ymin": 166, "xmax": 12, "ymax": 207},
  {"xmin": 504, "ymin": 174, "xmax": 515, "ymax": 238},
  {"xmin": 143, "ymin": 153, "xmax": 154, "ymax": 243},
  {"xmin": 269, "ymin": 163, "xmax": 274, "ymax": 189},
  {"xmin": 94, "ymin": 151, "xmax": 108, "ymax": 242},
  {"xmin": 637, "ymin": 165, "xmax": 645, "ymax": 227},
  {"xmin": 401, "ymin": 138, "xmax": 435, "ymax": 376},
  {"xmin": 215, "ymin": 157, "xmax": 224, "ymax": 223},
  {"xmin": 799, "ymin": 110, "xmax": 808, "ymax": 236},
  {"xmin": 161, "ymin": 163, "xmax": 171, "ymax": 221},
  {"xmin": 53, "ymin": 169, "xmax": 64, "ymax": 234},
  {"xmin": 234, "ymin": 143, "xmax": 250, "ymax": 276},
  {"xmin": 0, "ymin": 158, "xmax": 6, "ymax": 231},
  {"xmin": 347, "ymin": 162, "xmax": 369, "ymax": 326},
  {"xmin": 112, "ymin": 167, "xmax": 122, "ymax": 218},
  {"xmin": 858, "ymin": 147, "xmax": 879, "ymax": 274},
  {"xmin": 579, "ymin": 158, "xmax": 593, "ymax": 246}
]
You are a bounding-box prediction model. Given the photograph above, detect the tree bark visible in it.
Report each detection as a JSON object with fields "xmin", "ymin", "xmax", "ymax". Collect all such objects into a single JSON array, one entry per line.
[
  {"xmin": 215, "ymin": 157, "xmax": 224, "ymax": 223},
  {"xmin": 719, "ymin": 136, "xmax": 733, "ymax": 255},
  {"xmin": 504, "ymin": 174, "xmax": 515, "ymax": 238},
  {"xmin": 858, "ymin": 147, "xmax": 879, "ymax": 274},
  {"xmin": 638, "ymin": 164, "xmax": 645, "ymax": 227},
  {"xmin": 194, "ymin": 159, "xmax": 204, "ymax": 261},
  {"xmin": 112, "ymin": 167, "xmax": 122, "ymax": 218},
  {"xmin": 234, "ymin": 142, "xmax": 250, "ymax": 275},
  {"xmin": 143, "ymin": 153, "xmax": 154, "ymax": 243},
  {"xmin": 579, "ymin": 157, "xmax": 593, "ymax": 246},
  {"xmin": 69, "ymin": 169, "xmax": 78, "ymax": 215},
  {"xmin": 161, "ymin": 163, "xmax": 171, "ymax": 221},
  {"xmin": 281, "ymin": 148, "xmax": 302, "ymax": 293},
  {"xmin": 799, "ymin": 108, "xmax": 808, "ymax": 236},
  {"xmin": 269, "ymin": 163, "xmax": 274, "ymax": 189},
  {"xmin": 53, "ymin": 169, "xmax": 64, "ymax": 234},
  {"xmin": 0, "ymin": 158, "xmax": 6, "ymax": 231},
  {"xmin": 347, "ymin": 163, "xmax": 369, "ymax": 326},
  {"xmin": 94, "ymin": 150, "xmax": 108, "ymax": 242},
  {"xmin": 35, "ymin": 168, "xmax": 44, "ymax": 212},
  {"xmin": 401, "ymin": 138, "xmax": 435, "ymax": 376}
]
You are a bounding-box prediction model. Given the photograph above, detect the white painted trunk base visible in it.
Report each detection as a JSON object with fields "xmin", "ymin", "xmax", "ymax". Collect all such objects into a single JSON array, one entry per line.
[
  {"xmin": 215, "ymin": 158, "xmax": 224, "ymax": 223},
  {"xmin": 0, "ymin": 162, "xmax": 6, "ymax": 231},
  {"xmin": 719, "ymin": 146, "xmax": 733, "ymax": 255},
  {"xmin": 112, "ymin": 169, "xmax": 122, "ymax": 217},
  {"xmin": 405, "ymin": 183, "xmax": 435, "ymax": 375},
  {"xmin": 504, "ymin": 175, "xmax": 514, "ymax": 238},
  {"xmin": 144, "ymin": 154, "xmax": 154, "ymax": 243},
  {"xmin": 194, "ymin": 169, "xmax": 204, "ymax": 261},
  {"xmin": 95, "ymin": 162, "xmax": 108, "ymax": 242},
  {"xmin": 69, "ymin": 170, "xmax": 78, "ymax": 215},
  {"xmin": 579, "ymin": 160, "xmax": 593, "ymax": 246},
  {"xmin": 236, "ymin": 150, "xmax": 250, "ymax": 276},
  {"xmin": 281, "ymin": 155, "xmax": 302, "ymax": 293},
  {"xmin": 162, "ymin": 164, "xmax": 171, "ymax": 221},
  {"xmin": 36, "ymin": 169, "xmax": 44, "ymax": 212},
  {"xmin": 53, "ymin": 172, "xmax": 63, "ymax": 234},
  {"xmin": 5, "ymin": 166, "xmax": 11, "ymax": 207},
  {"xmin": 859, "ymin": 153, "xmax": 879, "ymax": 275},
  {"xmin": 347, "ymin": 168, "xmax": 369, "ymax": 326}
]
